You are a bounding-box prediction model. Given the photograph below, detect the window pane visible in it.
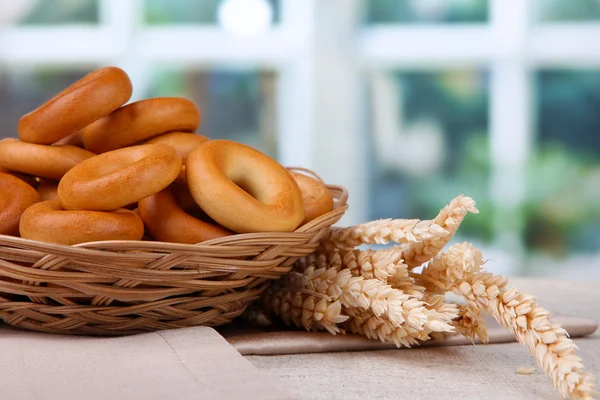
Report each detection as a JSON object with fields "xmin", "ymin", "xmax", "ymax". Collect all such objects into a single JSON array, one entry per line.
[
  {"xmin": 529, "ymin": 70, "xmax": 600, "ymax": 256},
  {"xmin": 363, "ymin": 0, "xmax": 489, "ymax": 24},
  {"xmin": 147, "ymin": 68, "xmax": 277, "ymax": 158},
  {"xmin": 534, "ymin": 0, "xmax": 600, "ymax": 22},
  {"xmin": 144, "ymin": 0, "xmax": 280, "ymax": 25},
  {"xmin": 0, "ymin": 69, "xmax": 91, "ymax": 138},
  {"xmin": 368, "ymin": 70, "xmax": 490, "ymax": 241},
  {"xmin": 18, "ymin": 0, "xmax": 99, "ymax": 25}
]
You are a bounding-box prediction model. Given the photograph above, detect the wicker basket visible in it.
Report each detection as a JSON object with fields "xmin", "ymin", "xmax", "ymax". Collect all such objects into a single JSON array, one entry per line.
[{"xmin": 0, "ymin": 170, "xmax": 347, "ymax": 335}]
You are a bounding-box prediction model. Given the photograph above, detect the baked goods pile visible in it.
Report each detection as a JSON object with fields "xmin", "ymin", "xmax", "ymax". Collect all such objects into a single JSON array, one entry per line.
[{"xmin": 0, "ymin": 66, "xmax": 334, "ymax": 245}]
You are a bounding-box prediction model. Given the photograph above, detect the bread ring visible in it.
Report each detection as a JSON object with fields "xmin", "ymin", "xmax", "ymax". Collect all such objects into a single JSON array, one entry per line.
[
  {"xmin": 0, "ymin": 138, "xmax": 95, "ymax": 180},
  {"xmin": 290, "ymin": 171, "xmax": 334, "ymax": 224},
  {"xmin": 139, "ymin": 186, "xmax": 232, "ymax": 244},
  {"xmin": 0, "ymin": 173, "xmax": 41, "ymax": 236},
  {"xmin": 146, "ymin": 132, "xmax": 209, "ymax": 161},
  {"xmin": 82, "ymin": 98, "xmax": 201, "ymax": 154},
  {"xmin": 186, "ymin": 140, "xmax": 304, "ymax": 233},
  {"xmin": 37, "ymin": 180, "xmax": 59, "ymax": 201},
  {"xmin": 18, "ymin": 66, "xmax": 132, "ymax": 144},
  {"xmin": 19, "ymin": 200, "xmax": 144, "ymax": 245},
  {"xmin": 58, "ymin": 143, "xmax": 182, "ymax": 211}
]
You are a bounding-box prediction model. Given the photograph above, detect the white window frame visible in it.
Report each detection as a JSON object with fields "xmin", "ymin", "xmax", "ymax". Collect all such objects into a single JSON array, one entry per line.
[{"xmin": 1, "ymin": 0, "xmax": 599, "ymax": 251}]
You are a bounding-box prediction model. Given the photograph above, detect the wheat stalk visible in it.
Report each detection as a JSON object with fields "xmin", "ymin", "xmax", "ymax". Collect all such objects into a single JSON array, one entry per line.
[
  {"xmin": 325, "ymin": 218, "xmax": 449, "ymax": 249},
  {"xmin": 354, "ymin": 248, "xmax": 408, "ymax": 282},
  {"xmin": 402, "ymin": 195, "xmax": 478, "ymax": 269},
  {"xmin": 417, "ymin": 242, "xmax": 596, "ymax": 400},
  {"xmin": 309, "ymin": 245, "xmax": 427, "ymax": 298},
  {"xmin": 292, "ymin": 265, "xmax": 424, "ymax": 328},
  {"xmin": 344, "ymin": 292, "xmax": 457, "ymax": 347},
  {"xmin": 295, "ymin": 249, "xmax": 343, "ymax": 272},
  {"xmin": 453, "ymin": 303, "xmax": 489, "ymax": 343},
  {"xmin": 261, "ymin": 284, "xmax": 348, "ymax": 335}
]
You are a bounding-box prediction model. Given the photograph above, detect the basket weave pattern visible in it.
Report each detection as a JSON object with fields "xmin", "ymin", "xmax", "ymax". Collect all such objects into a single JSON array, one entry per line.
[{"xmin": 0, "ymin": 179, "xmax": 347, "ymax": 335}]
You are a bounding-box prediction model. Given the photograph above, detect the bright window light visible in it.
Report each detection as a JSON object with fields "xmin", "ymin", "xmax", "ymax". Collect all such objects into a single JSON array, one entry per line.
[{"xmin": 217, "ymin": 0, "xmax": 273, "ymax": 36}]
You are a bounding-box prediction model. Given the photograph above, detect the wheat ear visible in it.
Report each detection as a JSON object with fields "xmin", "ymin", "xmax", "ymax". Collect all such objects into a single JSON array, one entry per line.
[
  {"xmin": 402, "ymin": 195, "xmax": 478, "ymax": 269},
  {"xmin": 418, "ymin": 242, "xmax": 596, "ymax": 400},
  {"xmin": 325, "ymin": 218, "xmax": 449, "ymax": 249}
]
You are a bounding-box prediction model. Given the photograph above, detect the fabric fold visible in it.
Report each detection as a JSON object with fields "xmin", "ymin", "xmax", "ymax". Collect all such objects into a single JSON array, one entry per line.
[
  {"xmin": 0, "ymin": 326, "xmax": 294, "ymax": 400},
  {"xmin": 221, "ymin": 314, "xmax": 598, "ymax": 355}
]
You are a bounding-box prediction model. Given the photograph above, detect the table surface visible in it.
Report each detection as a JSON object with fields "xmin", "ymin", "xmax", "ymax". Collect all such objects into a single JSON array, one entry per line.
[{"xmin": 246, "ymin": 278, "xmax": 600, "ymax": 400}]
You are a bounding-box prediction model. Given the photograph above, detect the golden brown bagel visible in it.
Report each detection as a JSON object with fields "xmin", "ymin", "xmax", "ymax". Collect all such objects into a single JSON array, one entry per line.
[
  {"xmin": 186, "ymin": 140, "xmax": 304, "ymax": 233},
  {"xmin": 0, "ymin": 138, "xmax": 95, "ymax": 181},
  {"xmin": 139, "ymin": 186, "xmax": 232, "ymax": 244},
  {"xmin": 0, "ymin": 173, "xmax": 41, "ymax": 236},
  {"xmin": 58, "ymin": 143, "xmax": 182, "ymax": 211},
  {"xmin": 19, "ymin": 200, "xmax": 144, "ymax": 245},
  {"xmin": 37, "ymin": 180, "xmax": 59, "ymax": 201},
  {"xmin": 290, "ymin": 171, "xmax": 334, "ymax": 224},
  {"xmin": 18, "ymin": 66, "xmax": 132, "ymax": 144},
  {"xmin": 82, "ymin": 97, "xmax": 201, "ymax": 154},
  {"xmin": 146, "ymin": 132, "xmax": 209, "ymax": 161}
]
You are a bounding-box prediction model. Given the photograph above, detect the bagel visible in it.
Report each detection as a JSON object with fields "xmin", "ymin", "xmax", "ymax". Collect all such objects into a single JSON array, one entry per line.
[
  {"xmin": 0, "ymin": 173, "xmax": 41, "ymax": 236},
  {"xmin": 290, "ymin": 171, "xmax": 334, "ymax": 224},
  {"xmin": 0, "ymin": 138, "xmax": 95, "ymax": 181},
  {"xmin": 19, "ymin": 200, "xmax": 144, "ymax": 245},
  {"xmin": 186, "ymin": 140, "xmax": 304, "ymax": 233},
  {"xmin": 146, "ymin": 132, "xmax": 209, "ymax": 161},
  {"xmin": 18, "ymin": 66, "xmax": 132, "ymax": 144},
  {"xmin": 37, "ymin": 180, "xmax": 59, "ymax": 201},
  {"xmin": 82, "ymin": 97, "xmax": 201, "ymax": 154},
  {"xmin": 58, "ymin": 143, "xmax": 182, "ymax": 211},
  {"xmin": 139, "ymin": 186, "xmax": 232, "ymax": 244}
]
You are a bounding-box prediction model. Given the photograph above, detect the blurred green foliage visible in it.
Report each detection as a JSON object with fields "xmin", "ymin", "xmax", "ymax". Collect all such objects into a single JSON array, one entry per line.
[
  {"xmin": 534, "ymin": 0, "xmax": 600, "ymax": 21},
  {"xmin": 20, "ymin": 0, "xmax": 98, "ymax": 25},
  {"xmin": 537, "ymin": 70, "xmax": 600, "ymax": 154},
  {"xmin": 144, "ymin": 0, "xmax": 280, "ymax": 25},
  {"xmin": 364, "ymin": 0, "xmax": 488, "ymax": 24},
  {"xmin": 378, "ymin": 69, "xmax": 600, "ymax": 256},
  {"xmin": 16, "ymin": 0, "xmax": 600, "ymax": 26}
]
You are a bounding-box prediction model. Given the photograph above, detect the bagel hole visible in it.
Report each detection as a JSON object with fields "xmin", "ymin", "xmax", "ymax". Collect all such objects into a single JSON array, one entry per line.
[{"xmin": 232, "ymin": 176, "xmax": 261, "ymax": 199}]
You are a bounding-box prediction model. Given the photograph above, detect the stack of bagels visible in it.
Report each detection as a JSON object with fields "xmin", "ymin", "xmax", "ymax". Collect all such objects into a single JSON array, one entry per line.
[{"xmin": 0, "ymin": 66, "xmax": 334, "ymax": 245}]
